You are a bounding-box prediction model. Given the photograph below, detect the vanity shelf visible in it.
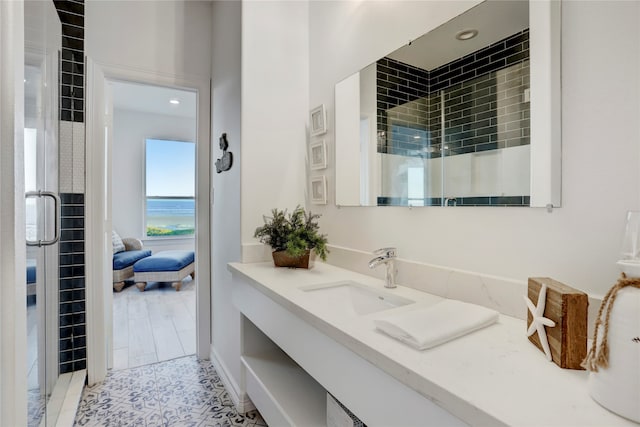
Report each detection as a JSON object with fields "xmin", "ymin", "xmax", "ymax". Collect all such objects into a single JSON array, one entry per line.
[
  {"xmin": 242, "ymin": 349, "xmax": 326, "ymax": 427},
  {"xmin": 241, "ymin": 315, "xmax": 327, "ymax": 427}
]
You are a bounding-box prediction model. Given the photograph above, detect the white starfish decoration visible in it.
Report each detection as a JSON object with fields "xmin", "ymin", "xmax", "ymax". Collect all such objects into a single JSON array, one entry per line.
[{"xmin": 524, "ymin": 284, "xmax": 556, "ymax": 361}]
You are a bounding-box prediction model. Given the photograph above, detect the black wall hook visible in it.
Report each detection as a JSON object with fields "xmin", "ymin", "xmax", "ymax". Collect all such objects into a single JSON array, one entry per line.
[{"xmin": 215, "ymin": 133, "xmax": 233, "ymax": 173}]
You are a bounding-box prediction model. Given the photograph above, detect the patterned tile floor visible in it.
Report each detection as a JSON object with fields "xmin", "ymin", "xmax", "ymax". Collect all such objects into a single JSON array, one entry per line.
[
  {"xmin": 74, "ymin": 355, "xmax": 267, "ymax": 427},
  {"xmin": 28, "ymin": 389, "xmax": 45, "ymax": 427}
]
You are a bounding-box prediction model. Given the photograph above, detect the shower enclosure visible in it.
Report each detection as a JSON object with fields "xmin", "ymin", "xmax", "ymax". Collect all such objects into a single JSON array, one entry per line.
[
  {"xmin": 378, "ymin": 53, "xmax": 531, "ymax": 207},
  {"xmin": 25, "ymin": 1, "xmax": 63, "ymax": 425}
]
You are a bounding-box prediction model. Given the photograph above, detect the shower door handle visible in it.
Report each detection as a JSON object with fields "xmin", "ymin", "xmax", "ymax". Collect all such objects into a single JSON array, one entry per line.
[{"xmin": 25, "ymin": 190, "xmax": 61, "ymax": 247}]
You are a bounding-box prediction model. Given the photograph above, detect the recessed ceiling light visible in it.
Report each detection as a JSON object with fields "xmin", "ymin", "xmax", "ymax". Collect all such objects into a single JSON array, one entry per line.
[
  {"xmin": 413, "ymin": 135, "xmax": 421, "ymax": 139},
  {"xmin": 455, "ymin": 29, "xmax": 478, "ymax": 41},
  {"xmin": 169, "ymin": 99, "xmax": 180, "ymax": 105}
]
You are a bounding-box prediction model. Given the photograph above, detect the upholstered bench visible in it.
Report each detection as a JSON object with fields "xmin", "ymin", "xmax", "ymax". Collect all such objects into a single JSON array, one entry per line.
[
  {"xmin": 133, "ymin": 250, "xmax": 195, "ymax": 292},
  {"xmin": 112, "ymin": 240, "xmax": 152, "ymax": 292}
]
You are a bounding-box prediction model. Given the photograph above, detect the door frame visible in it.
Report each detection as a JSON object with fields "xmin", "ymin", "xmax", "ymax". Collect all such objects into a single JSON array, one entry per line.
[
  {"xmin": 0, "ymin": 1, "xmax": 27, "ymax": 424},
  {"xmin": 85, "ymin": 61, "xmax": 211, "ymax": 384}
]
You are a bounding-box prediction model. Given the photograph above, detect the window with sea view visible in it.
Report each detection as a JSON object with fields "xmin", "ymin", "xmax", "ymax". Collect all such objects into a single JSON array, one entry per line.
[{"xmin": 145, "ymin": 138, "xmax": 195, "ymax": 237}]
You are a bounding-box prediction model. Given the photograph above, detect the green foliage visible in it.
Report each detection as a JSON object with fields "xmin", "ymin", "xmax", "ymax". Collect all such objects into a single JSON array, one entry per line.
[
  {"xmin": 147, "ymin": 226, "xmax": 194, "ymax": 236},
  {"xmin": 254, "ymin": 206, "xmax": 329, "ymax": 261}
]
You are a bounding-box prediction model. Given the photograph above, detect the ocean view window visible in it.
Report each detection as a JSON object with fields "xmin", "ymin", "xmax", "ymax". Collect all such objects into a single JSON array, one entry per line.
[{"xmin": 145, "ymin": 138, "xmax": 195, "ymax": 237}]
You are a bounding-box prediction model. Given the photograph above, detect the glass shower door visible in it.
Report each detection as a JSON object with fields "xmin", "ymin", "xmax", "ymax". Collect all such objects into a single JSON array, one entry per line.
[{"xmin": 25, "ymin": 1, "xmax": 61, "ymax": 425}]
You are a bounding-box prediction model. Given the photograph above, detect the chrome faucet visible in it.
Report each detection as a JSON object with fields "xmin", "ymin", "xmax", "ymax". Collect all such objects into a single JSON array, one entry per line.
[{"xmin": 369, "ymin": 247, "xmax": 397, "ymax": 288}]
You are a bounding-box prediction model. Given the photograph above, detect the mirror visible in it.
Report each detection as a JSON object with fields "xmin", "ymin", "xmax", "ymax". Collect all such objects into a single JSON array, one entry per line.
[{"xmin": 335, "ymin": 0, "xmax": 561, "ymax": 207}]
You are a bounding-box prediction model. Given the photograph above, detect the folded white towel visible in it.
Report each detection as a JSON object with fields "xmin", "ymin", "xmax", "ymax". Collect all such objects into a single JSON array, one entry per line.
[{"xmin": 374, "ymin": 299, "xmax": 499, "ymax": 350}]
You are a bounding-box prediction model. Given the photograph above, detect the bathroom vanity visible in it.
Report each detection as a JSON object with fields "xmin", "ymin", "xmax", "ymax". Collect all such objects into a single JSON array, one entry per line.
[{"xmin": 229, "ymin": 262, "xmax": 636, "ymax": 427}]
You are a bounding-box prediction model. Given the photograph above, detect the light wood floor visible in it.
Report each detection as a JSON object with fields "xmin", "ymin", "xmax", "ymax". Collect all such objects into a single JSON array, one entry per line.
[{"xmin": 112, "ymin": 277, "xmax": 196, "ymax": 371}]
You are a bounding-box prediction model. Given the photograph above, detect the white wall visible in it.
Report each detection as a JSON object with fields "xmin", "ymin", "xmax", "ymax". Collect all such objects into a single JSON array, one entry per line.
[
  {"xmin": 112, "ymin": 108, "xmax": 196, "ymax": 253},
  {"xmin": 335, "ymin": 73, "xmax": 360, "ymax": 205},
  {"xmin": 210, "ymin": 0, "xmax": 243, "ymax": 403},
  {"xmin": 86, "ymin": 1, "xmax": 212, "ymax": 79},
  {"xmin": 360, "ymin": 63, "xmax": 378, "ymax": 205},
  {"xmin": 240, "ymin": 1, "xmax": 309, "ymax": 246},
  {"xmin": 209, "ymin": 0, "xmax": 309, "ymax": 406},
  {"xmin": 309, "ymin": 1, "xmax": 640, "ymax": 296}
]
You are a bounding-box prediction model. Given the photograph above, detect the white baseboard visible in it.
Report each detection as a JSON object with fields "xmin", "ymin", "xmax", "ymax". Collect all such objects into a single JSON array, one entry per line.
[
  {"xmin": 210, "ymin": 345, "xmax": 255, "ymax": 413},
  {"xmin": 55, "ymin": 370, "xmax": 86, "ymax": 427},
  {"xmin": 38, "ymin": 369, "xmax": 86, "ymax": 427}
]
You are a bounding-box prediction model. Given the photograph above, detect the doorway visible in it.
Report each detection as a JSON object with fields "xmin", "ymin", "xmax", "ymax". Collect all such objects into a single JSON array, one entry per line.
[
  {"xmin": 110, "ymin": 81, "xmax": 198, "ymax": 370},
  {"xmin": 85, "ymin": 60, "xmax": 211, "ymax": 385}
]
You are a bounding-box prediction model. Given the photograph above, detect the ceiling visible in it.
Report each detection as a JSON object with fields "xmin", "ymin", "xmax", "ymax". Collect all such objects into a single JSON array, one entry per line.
[
  {"xmin": 388, "ymin": 0, "xmax": 529, "ymax": 71},
  {"xmin": 111, "ymin": 80, "xmax": 196, "ymax": 118}
]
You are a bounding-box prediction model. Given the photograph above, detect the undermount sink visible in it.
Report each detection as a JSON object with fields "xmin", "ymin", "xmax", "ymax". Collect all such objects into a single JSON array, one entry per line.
[{"xmin": 300, "ymin": 281, "xmax": 414, "ymax": 315}]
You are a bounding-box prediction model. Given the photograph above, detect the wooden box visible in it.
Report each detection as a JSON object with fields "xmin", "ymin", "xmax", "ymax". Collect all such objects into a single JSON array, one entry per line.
[{"xmin": 527, "ymin": 278, "xmax": 588, "ymax": 369}]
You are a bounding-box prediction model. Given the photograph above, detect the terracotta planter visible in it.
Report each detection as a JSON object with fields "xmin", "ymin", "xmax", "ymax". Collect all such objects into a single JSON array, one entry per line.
[{"xmin": 272, "ymin": 249, "xmax": 316, "ymax": 269}]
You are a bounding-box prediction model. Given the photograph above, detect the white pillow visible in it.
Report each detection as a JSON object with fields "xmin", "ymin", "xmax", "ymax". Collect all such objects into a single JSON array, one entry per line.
[{"xmin": 112, "ymin": 231, "xmax": 126, "ymax": 254}]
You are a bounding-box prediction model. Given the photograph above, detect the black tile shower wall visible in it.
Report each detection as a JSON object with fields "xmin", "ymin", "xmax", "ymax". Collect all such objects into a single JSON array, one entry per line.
[
  {"xmin": 376, "ymin": 57, "xmax": 430, "ymax": 109},
  {"xmin": 377, "ymin": 30, "xmax": 529, "ymax": 158},
  {"xmin": 58, "ymin": 193, "xmax": 86, "ymax": 374},
  {"xmin": 54, "ymin": 0, "xmax": 85, "ymax": 123},
  {"xmin": 376, "ymin": 57, "xmax": 430, "ymax": 154},
  {"xmin": 442, "ymin": 60, "xmax": 530, "ymax": 156},
  {"xmin": 55, "ymin": 0, "xmax": 86, "ymax": 374},
  {"xmin": 430, "ymin": 30, "xmax": 529, "ymax": 92}
]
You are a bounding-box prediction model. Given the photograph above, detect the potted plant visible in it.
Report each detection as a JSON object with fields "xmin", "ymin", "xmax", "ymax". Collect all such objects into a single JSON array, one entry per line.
[{"xmin": 254, "ymin": 206, "xmax": 328, "ymax": 268}]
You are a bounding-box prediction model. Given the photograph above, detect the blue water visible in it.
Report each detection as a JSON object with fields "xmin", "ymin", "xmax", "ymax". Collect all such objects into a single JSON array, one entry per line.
[{"xmin": 146, "ymin": 198, "xmax": 195, "ymax": 217}]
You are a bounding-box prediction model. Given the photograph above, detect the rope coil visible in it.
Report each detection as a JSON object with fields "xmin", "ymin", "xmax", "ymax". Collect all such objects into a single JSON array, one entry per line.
[{"xmin": 582, "ymin": 273, "xmax": 640, "ymax": 372}]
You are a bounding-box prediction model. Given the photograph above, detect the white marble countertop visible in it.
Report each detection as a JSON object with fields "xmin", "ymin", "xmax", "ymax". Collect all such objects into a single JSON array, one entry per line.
[{"xmin": 228, "ymin": 261, "xmax": 636, "ymax": 427}]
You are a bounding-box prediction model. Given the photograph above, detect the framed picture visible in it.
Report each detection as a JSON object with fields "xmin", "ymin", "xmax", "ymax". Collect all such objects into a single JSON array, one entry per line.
[
  {"xmin": 310, "ymin": 140, "xmax": 327, "ymax": 170},
  {"xmin": 309, "ymin": 104, "xmax": 327, "ymax": 136},
  {"xmin": 310, "ymin": 175, "xmax": 327, "ymax": 205}
]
